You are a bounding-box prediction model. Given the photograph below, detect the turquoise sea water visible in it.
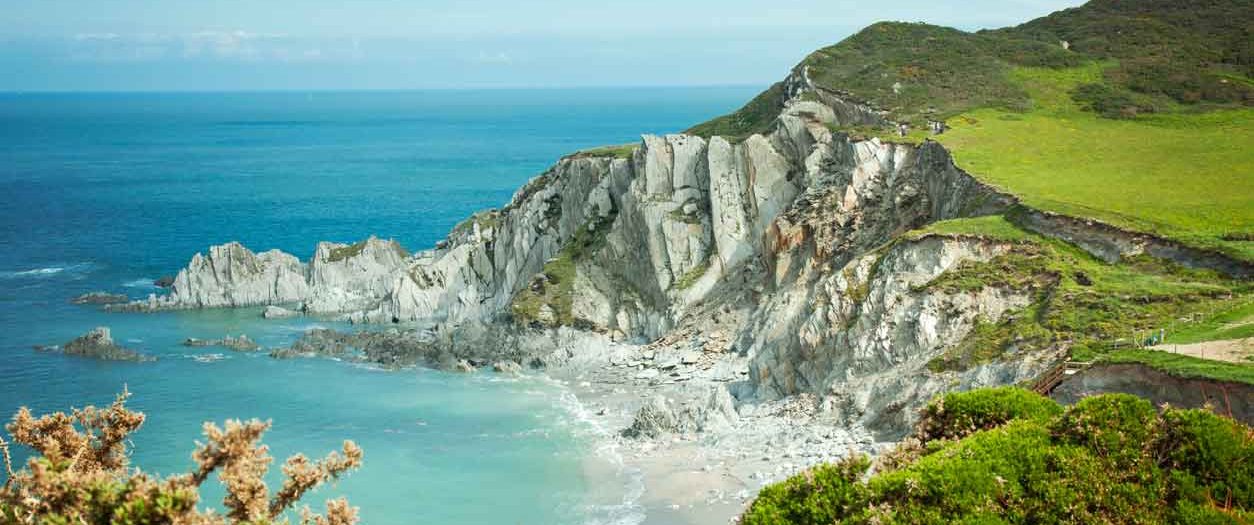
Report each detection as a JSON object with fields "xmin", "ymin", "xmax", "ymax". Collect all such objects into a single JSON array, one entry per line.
[{"xmin": 0, "ymin": 87, "xmax": 759, "ymax": 524}]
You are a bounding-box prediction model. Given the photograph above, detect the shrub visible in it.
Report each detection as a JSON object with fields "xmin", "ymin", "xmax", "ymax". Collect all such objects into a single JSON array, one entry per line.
[
  {"xmin": 742, "ymin": 390, "xmax": 1253, "ymax": 524},
  {"xmin": 1053, "ymin": 393, "xmax": 1161, "ymax": 468},
  {"xmin": 1072, "ymin": 82, "xmax": 1159, "ymax": 118},
  {"xmin": 0, "ymin": 390, "xmax": 362, "ymax": 524},
  {"xmin": 740, "ymin": 455, "xmax": 871, "ymax": 525},
  {"xmin": 915, "ymin": 387, "xmax": 1062, "ymax": 443},
  {"xmin": 1157, "ymin": 408, "xmax": 1254, "ymax": 509}
]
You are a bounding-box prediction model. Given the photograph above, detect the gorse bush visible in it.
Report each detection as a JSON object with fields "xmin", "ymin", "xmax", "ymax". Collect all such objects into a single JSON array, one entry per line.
[
  {"xmin": 0, "ymin": 390, "xmax": 363, "ymax": 524},
  {"xmin": 745, "ymin": 455, "xmax": 872, "ymax": 524},
  {"xmin": 915, "ymin": 387, "xmax": 1062, "ymax": 443},
  {"xmin": 742, "ymin": 388, "xmax": 1253, "ymax": 524}
]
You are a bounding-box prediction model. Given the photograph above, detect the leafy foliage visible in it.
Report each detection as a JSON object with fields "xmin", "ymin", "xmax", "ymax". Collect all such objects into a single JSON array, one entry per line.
[
  {"xmin": 995, "ymin": 0, "xmax": 1254, "ymax": 109},
  {"xmin": 915, "ymin": 387, "xmax": 1062, "ymax": 443},
  {"xmin": 743, "ymin": 455, "xmax": 872, "ymax": 524},
  {"xmin": 742, "ymin": 390, "xmax": 1254, "ymax": 524},
  {"xmin": 0, "ymin": 390, "xmax": 363, "ymax": 525}
]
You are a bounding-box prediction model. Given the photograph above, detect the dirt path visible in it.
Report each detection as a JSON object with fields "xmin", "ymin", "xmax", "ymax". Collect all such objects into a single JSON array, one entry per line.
[{"xmin": 1151, "ymin": 337, "xmax": 1254, "ymax": 364}]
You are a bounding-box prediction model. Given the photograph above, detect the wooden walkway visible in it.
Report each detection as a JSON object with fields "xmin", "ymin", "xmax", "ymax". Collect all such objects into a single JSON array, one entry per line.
[{"xmin": 1031, "ymin": 361, "xmax": 1091, "ymax": 395}]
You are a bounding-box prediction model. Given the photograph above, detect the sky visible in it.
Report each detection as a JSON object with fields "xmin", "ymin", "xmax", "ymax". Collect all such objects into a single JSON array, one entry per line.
[{"xmin": 0, "ymin": 0, "xmax": 1087, "ymax": 91}]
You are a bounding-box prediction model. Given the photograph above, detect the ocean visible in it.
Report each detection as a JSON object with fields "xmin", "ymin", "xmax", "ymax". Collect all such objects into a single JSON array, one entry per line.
[{"xmin": 0, "ymin": 87, "xmax": 760, "ymax": 524}]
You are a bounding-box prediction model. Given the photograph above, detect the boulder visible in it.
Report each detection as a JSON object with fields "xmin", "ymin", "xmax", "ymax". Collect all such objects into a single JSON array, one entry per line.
[
  {"xmin": 262, "ymin": 305, "xmax": 298, "ymax": 319},
  {"xmin": 621, "ymin": 396, "xmax": 679, "ymax": 439},
  {"xmin": 153, "ymin": 275, "xmax": 175, "ymax": 288},
  {"xmin": 492, "ymin": 360, "xmax": 523, "ymax": 375}
]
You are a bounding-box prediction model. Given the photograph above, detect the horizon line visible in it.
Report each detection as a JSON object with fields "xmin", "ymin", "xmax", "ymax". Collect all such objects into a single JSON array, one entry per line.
[{"xmin": 0, "ymin": 83, "xmax": 769, "ymax": 95}]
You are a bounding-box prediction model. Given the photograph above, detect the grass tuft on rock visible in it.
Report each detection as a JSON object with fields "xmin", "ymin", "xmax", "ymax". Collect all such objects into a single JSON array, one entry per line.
[{"xmin": 510, "ymin": 211, "xmax": 617, "ymax": 328}]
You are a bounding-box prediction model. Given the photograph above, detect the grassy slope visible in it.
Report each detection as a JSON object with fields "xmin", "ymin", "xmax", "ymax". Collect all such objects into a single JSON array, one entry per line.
[
  {"xmin": 937, "ymin": 65, "xmax": 1254, "ymax": 262},
  {"xmin": 1164, "ymin": 299, "xmax": 1254, "ymax": 344},
  {"xmin": 1103, "ymin": 349, "xmax": 1254, "ymax": 384},
  {"xmin": 909, "ymin": 215, "xmax": 1253, "ymax": 383}
]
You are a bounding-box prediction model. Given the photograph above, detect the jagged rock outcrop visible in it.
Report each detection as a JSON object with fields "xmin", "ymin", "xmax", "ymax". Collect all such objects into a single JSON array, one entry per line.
[
  {"xmin": 743, "ymin": 236, "xmax": 1059, "ymax": 436},
  {"xmin": 306, "ymin": 237, "xmax": 408, "ymax": 313},
  {"xmin": 118, "ymin": 237, "xmax": 407, "ymax": 315},
  {"xmin": 621, "ymin": 387, "xmax": 741, "ymax": 438},
  {"xmin": 124, "ymin": 242, "xmax": 309, "ymax": 310},
  {"xmin": 40, "ymin": 327, "xmax": 152, "ymax": 362}
]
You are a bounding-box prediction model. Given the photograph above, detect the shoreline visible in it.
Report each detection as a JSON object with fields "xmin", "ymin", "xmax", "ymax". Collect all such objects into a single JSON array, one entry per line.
[{"xmin": 539, "ymin": 333, "xmax": 886, "ymax": 525}]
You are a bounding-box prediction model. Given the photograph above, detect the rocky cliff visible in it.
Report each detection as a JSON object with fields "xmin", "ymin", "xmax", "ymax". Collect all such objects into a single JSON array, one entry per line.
[{"xmin": 123, "ymin": 66, "xmax": 1246, "ymax": 435}]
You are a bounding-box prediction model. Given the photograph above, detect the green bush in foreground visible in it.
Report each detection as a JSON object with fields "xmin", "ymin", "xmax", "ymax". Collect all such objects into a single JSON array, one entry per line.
[
  {"xmin": 915, "ymin": 386, "xmax": 1062, "ymax": 443},
  {"xmin": 742, "ymin": 389, "xmax": 1253, "ymax": 524}
]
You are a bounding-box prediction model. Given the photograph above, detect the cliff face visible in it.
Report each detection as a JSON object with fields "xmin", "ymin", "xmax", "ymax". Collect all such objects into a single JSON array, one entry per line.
[{"xmin": 129, "ymin": 69, "xmax": 1242, "ymax": 435}]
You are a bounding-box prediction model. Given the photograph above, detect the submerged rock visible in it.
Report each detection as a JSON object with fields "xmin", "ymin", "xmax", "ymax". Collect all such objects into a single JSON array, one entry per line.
[
  {"xmin": 56, "ymin": 327, "xmax": 152, "ymax": 362},
  {"xmin": 70, "ymin": 291, "xmax": 129, "ymax": 305},
  {"xmin": 154, "ymin": 275, "xmax": 175, "ymax": 288},
  {"xmin": 182, "ymin": 334, "xmax": 260, "ymax": 352}
]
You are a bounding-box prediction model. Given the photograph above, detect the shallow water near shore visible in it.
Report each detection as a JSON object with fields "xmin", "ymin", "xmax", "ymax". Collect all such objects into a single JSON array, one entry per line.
[{"xmin": 0, "ymin": 87, "xmax": 759, "ymax": 523}]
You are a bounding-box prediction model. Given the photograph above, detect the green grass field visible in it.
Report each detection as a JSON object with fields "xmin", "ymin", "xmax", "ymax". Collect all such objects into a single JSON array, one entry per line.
[
  {"xmin": 936, "ymin": 65, "xmax": 1254, "ymax": 262},
  {"xmin": 1164, "ymin": 299, "xmax": 1254, "ymax": 345},
  {"xmin": 1101, "ymin": 349, "xmax": 1254, "ymax": 385}
]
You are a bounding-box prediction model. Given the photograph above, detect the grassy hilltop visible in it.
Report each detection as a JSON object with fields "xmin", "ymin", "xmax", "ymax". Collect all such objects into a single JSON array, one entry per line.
[{"xmin": 688, "ymin": 0, "xmax": 1254, "ymax": 263}]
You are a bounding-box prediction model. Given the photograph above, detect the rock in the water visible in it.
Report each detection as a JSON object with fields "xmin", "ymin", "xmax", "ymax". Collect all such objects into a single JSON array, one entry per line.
[
  {"xmin": 492, "ymin": 360, "xmax": 523, "ymax": 375},
  {"xmin": 58, "ymin": 327, "xmax": 151, "ymax": 362},
  {"xmin": 154, "ymin": 275, "xmax": 175, "ymax": 288},
  {"xmin": 182, "ymin": 334, "xmax": 260, "ymax": 352},
  {"xmin": 130, "ymin": 242, "xmax": 310, "ymax": 310},
  {"xmin": 262, "ymin": 305, "xmax": 298, "ymax": 319},
  {"xmin": 70, "ymin": 292, "xmax": 129, "ymax": 305},
  {"xmin": 453, "ymin": 359, "xmax": 478, "ymax": 373}
]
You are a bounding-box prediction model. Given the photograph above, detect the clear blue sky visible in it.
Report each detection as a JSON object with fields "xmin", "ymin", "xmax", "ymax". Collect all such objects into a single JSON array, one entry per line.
[{"xmin": 0, "ymin": 0, "xmax": 1087, "ymax": 91}]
